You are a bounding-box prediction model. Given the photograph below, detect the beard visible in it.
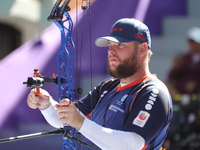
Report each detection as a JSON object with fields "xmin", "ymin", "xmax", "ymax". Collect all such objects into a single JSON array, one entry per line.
[{"xmin": 108, "ymin": 52, "xmax": 139, "ymax": 79}]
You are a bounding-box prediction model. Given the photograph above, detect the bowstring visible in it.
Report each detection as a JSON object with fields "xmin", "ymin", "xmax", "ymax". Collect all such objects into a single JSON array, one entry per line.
[
  {"xmin": 88, "ymin": 0, "xmax": 94, "ymax": 118},
  {"xmin": 75, "ymin": 0, "xmax": 80, "ymax": 103},
  {"xmin": 75, "ymin": 0, "xmax": 93, "ymax": 121},
  {"xmin": 77, "ymin": 0, "xmax": 93, "ymax": 99},
  {"xmin": 74, "ymin": 0, "xmax": 96, "ymax": 148},
  {"xmin": 74, "ymin": 1, "xmax": 90, "ymax": 149},
  {"xmin": 80, "ymin": 0, "xmax": 94, "ymax": 120}
]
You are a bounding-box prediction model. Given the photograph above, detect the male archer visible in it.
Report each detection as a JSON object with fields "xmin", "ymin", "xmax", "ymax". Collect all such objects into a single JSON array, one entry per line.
[{"xmin": 27, "ymin": 18, "xmax": 172, "ymax": 150}]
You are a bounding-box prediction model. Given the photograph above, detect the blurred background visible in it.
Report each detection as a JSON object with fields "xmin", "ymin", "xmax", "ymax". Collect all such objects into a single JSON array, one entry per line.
[{"xmin": 0, "ymin": 0, "xmax": 200, "ymax": 149}]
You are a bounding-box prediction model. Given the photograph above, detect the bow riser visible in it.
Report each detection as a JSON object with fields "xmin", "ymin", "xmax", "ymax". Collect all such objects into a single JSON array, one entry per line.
[
  {"xmin": 55, "ymin": 13, "xmax": 75, "ymax": 102},
  {"xmin": 52, "ymin": 4, "xmax": 77, "ymax": 149}
]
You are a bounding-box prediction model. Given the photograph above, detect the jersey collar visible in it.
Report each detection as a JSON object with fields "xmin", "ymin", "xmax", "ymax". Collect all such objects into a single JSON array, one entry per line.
[{"xmin": 117, "ymin": 74, "xmax": 156, "ymax": 92}]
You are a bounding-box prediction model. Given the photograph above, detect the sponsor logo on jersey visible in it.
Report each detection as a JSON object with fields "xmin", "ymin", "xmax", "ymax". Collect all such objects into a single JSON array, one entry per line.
[
  {"xmin": 116, "ymin": 94, "xmax": 128, "ymax": 106},
  {"xmin": 133, "ymin": 111, "xmax": 150, "ymax": 127},
  {"xmin": 121, "ymin": 94, "xmax": 128, "ymax": 102},
  {"xmin": 145, "ymin": 88, "xmax": 159, "ymax": 110},
  {"xmin": 109, "ymin": 105, "xmax": 124, "ymax": 113}
]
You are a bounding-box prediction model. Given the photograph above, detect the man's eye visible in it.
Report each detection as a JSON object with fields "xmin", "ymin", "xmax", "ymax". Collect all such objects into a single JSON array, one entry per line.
[{"xmin": 118, "ymin": 43, "xmax": 124, "ymax": 46}]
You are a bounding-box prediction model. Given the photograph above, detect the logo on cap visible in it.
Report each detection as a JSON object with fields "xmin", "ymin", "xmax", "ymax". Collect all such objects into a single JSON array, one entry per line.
[
  {"xmin": 135, "ymin": 33, "xmax": 146, "ymax": 41},
  {"xmin": 110, "ymin": 28, "xmax": 124, "ymax": 32}
]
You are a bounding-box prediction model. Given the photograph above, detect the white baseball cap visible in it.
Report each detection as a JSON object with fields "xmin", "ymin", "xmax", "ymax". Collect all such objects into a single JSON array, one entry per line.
[{"xmin": 187, "ymin": 27, "xmax": 200, "ymax": 44}]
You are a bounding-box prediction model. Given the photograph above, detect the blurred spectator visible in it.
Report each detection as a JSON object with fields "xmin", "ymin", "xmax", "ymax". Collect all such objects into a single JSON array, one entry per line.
[
  {"xmin": 167, "ymin": 27, "xmax": 200, "ymax": 96},
  {"xmin": 165, "ymin": 27, "xmax": 200, "ymax": 150}
]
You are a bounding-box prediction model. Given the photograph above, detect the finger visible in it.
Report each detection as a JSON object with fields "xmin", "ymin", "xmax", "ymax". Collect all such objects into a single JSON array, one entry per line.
[
  {"xmin": 31, "ymin": 88, "xmax": 48, "ymax": 100},
  {"xmin": 56, "ymin": 106, "xmax": 68, "ymax": 114},
  {"xmin": 29, "ymin": 93, "xmax": 40, "ymax": 103},
  {"xmin": 59, "ymin": 99, "xmax": 72, "ymax": 106},
  {"xmin": 55, "ymin": 104, "xmax": 60, "ymax": 108},
  {"xmin": 39, "ymin": 89, "xmax": 48, "ymax": 97},
  {"xmin": 27, "ymin": 97, "xmax": 38, "ymax": 109},
  {"xmin": 58, "ymin": 112, "xmax": 66, "ymax": 118},
  {"xmin": 27, "ymin": 90, "xmax": 41, "ymax": 108}
]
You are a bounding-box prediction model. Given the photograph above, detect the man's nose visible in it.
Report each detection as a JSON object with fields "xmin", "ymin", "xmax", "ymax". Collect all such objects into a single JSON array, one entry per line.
[{"xmin": 108, "ymin": 47, "xmax": 116, "ymax": 55}]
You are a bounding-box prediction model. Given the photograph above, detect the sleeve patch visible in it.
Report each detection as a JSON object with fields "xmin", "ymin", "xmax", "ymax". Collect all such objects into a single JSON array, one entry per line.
[{"xmin": 132, "ymin": 111, "xmax": 150, "ymax": 127}]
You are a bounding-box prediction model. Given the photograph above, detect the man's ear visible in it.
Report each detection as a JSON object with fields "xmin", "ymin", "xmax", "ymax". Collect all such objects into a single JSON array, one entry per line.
[{"xmin": 139, "ymin": 43, "xmax": 148, "ymax": 57}]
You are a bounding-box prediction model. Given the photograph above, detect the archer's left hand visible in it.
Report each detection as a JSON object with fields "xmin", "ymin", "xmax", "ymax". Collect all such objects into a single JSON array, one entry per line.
[{"xmin": 56, "ymin": 99, "xmax": 85, "ymax": 130}]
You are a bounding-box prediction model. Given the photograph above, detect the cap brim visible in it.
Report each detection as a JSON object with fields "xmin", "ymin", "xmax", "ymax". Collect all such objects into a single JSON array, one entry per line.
[
  {"xmin": 187, "ymin": 27, "xmax": 200, "ymax": 44},
  {"xmin": 95, "ymin": 36, "xmax": 133, "ymax": 47},
  {"xmin": 188, "ymin": 34, "xmax": 200, "ymax": 44}
]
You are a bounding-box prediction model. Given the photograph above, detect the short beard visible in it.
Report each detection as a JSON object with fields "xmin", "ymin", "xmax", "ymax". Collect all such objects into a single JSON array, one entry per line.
[{"xmin": 108, "ymin": 53, "xmax": 139, "ymax": 79}]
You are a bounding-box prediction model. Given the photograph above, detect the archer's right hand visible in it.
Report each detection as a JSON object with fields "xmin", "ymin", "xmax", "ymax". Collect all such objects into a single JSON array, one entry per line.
[{"xmin": 27, "ymin": 88, "xmax": 53, "ymax": 110}]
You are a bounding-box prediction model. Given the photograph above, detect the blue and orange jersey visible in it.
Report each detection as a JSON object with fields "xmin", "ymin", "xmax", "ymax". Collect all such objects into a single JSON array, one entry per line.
[{"xmin": 76, "ymin": 75, "xmax": 173, "ymax": 150}]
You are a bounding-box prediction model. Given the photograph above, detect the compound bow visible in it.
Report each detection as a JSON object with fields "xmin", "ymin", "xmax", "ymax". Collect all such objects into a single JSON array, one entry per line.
[
  {"xmin": 22, "ymin": 0, "xmax": 100, "ymax": 150},
  {"xmin": 47, "ymin": 1, "xmax": 78, "ymax": 149}
]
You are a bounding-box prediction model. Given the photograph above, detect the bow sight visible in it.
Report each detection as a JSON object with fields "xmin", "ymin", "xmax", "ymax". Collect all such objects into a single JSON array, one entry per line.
[{"xmin": 23, "ymin": 69, "xmax": 82, "ymax": 95}]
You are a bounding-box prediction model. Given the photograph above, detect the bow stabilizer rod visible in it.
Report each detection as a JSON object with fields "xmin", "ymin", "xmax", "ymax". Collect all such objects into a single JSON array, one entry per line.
[
  {"xmin": 0, "ymin": 128, "xmax": 65, "ymax": 144},
  {"xmin": 0, "ymin": 129, "xmax": 101, "ymax": 150}
]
